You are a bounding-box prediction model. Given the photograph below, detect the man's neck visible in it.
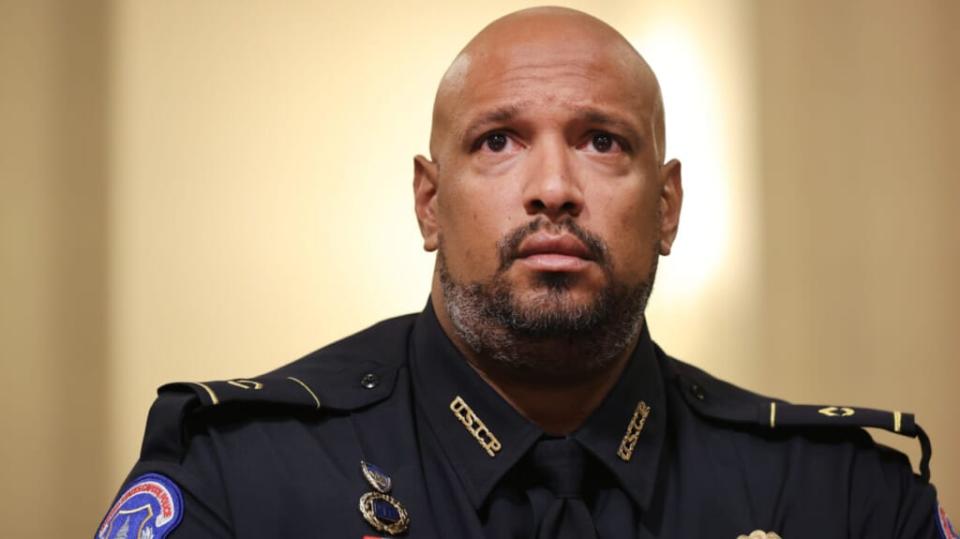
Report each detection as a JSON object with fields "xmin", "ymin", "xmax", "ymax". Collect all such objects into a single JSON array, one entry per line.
[
  {"xmin": 431, "ymin": 293, "xmax": 637, "ymax": 435},
  {"xmin": 462, "ymin": 346, "xmax": 634, "ymax": 435}
]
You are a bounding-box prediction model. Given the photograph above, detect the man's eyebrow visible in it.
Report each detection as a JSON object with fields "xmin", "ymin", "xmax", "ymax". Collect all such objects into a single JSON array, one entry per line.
[
  {"xmin": 460, "ymin": 103, "xmax": 527, "ymax": 143},
  {"xmin": 576, "ymin": 107, "xmax": 644, "ymax": 144}
]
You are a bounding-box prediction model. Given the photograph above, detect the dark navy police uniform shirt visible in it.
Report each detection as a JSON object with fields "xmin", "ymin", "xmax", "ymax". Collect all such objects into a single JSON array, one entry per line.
[{"xmin": 96, "ymin": 302, "xmax": 956, "ymax": 538}]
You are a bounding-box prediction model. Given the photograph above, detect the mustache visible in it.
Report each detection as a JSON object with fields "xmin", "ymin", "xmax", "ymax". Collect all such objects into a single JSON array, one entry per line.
[{"xmin": 496, "ymin": 217, "xmax": 609, "ymax": 272}]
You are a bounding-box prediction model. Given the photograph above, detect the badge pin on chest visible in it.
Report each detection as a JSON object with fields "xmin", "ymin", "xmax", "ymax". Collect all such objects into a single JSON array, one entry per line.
[
  {"xmin": 358, "ymin": 461, "xmax": 409, "ymax": 535},
  {"xmin": 361, "ymin": 461, "xmax": 392, "ymax": 493}
]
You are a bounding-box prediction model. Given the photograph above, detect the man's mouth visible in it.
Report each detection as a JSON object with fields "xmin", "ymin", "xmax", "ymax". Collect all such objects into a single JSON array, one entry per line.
[{"xmin": 515, "ymin": 233, "xmax": 595, "ymax": 272}]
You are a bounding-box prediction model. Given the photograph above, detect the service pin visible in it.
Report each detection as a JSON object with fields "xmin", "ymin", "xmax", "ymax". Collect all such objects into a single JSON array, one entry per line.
[
  {"xmin": 359, "ymin": 491, "xmax": 409, "ymax": 535},
  {"xmin": 360, "ymin": 460, "xmax": 392, "ymax": 493}
]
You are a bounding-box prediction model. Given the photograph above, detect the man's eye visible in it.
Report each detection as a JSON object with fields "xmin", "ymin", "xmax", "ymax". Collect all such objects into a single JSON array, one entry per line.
[
  {"xmin": 482, "ymin": 132, "xmax": 509, "ymax": 152},
  {"xmin": 589, "ymin": 132, "xmax": 616, "ymax": 153}
]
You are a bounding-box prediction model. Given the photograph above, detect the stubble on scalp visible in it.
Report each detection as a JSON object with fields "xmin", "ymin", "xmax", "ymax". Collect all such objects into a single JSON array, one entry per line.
[{"xmin": 438, "ymin": 218, "xmax": 659, "ymax": 381}]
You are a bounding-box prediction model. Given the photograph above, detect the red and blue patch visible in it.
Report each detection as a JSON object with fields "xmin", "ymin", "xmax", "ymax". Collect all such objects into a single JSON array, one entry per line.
[
  {"xmin": 938, "ymin": 503, "xmax": 959, "ymax": 539},
  {"xmin": 97, "ymin": 473, "xmax": 183, "ymax": 539}
]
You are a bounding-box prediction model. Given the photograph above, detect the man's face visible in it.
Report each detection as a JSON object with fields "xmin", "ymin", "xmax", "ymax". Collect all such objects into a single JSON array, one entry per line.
[
  {"xmin": 423, "ymin": 40, "xmax": 677, "ymax": 307},
  {"xmin": 415, "ymin": 16, "xmax": 682, "ymax": 372}
]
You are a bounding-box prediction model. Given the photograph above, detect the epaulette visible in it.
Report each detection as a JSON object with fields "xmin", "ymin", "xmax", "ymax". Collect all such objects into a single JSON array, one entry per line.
[
  {"xmin": 663, "ymin": 350, "xmax": 932, "ymax": 482},
  {"xmin": 139, "ymin": 313, "xmax": 417, "ymax": 462}
]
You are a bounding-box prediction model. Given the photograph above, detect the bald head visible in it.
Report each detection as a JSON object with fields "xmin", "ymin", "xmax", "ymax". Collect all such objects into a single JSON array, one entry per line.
[{"xmin": 429, "ymin": 7, "xmax": 665, "ymax": 163}]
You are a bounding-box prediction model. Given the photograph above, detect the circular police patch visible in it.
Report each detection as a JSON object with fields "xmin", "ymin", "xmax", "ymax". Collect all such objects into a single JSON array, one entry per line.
[{"xmin": 97, "ymin": 473, "xmax": 183, "ymax": 539}]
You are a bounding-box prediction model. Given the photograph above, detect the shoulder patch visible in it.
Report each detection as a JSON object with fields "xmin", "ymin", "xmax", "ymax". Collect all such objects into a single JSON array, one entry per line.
[
  {"xmin": 938, "ymin": 503, "xmax": 960, "ymax": 539},
  {"xmin": 97, "ymin": 473, "xmax": 183, "ymax": 539}
]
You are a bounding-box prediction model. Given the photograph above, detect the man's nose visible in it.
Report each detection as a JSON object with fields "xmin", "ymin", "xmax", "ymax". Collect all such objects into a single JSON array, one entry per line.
[{"xmin": 522, "ymin": 138, "xmax": 584, "ymax": 219}]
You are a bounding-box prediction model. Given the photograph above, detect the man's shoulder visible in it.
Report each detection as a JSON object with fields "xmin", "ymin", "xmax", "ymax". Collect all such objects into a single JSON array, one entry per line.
[
  {"xmin": 137, "ymin": 313, "xmax": 419, "ymax": 462},
  {"xmin": 657, "ymin": 346, "xmax": 932, "ymax": 481},
  {"xmin": 657, "ymin": 350, "xmax": 947, "ymax": 537}
]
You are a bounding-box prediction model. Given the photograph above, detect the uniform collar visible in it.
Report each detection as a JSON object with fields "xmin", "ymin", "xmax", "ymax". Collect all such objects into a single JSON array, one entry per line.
[{"xmin": 410, "ymin": 300, "xmax": 666, "ymax": 512}]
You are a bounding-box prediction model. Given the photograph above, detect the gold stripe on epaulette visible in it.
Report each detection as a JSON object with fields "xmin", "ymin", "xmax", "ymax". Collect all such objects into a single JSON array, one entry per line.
[
  {"xmin": 192, "ymin": 382, "xmax": 219, "ymax": 405},
  {"xmin": 450, "ymin": 396, "xmax": 502, "ymax": 457},
  {"xmin": 287, "ymin": 376, "xmax": 321, "ymax": 410},
  {"xmin": 227, "ymin": 379, "xmax": 263, "ymax": 390},
  {"xmin": 769, "ymin": 401, "xmax": 777, "ymax": 428},
  {"xmin": 893, "ymin": 410, "xmax": 902, "ymax": 433}
]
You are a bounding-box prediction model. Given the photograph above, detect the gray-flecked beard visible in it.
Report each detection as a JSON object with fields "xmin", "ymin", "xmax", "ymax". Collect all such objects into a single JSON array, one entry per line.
[{"xmin": 438, "ymin": 218, "xmax": 658, "ymax": 381}]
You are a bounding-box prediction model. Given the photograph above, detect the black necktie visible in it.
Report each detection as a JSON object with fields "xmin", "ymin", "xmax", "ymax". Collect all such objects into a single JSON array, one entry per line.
[{"xmin": 530, "ymin": 438, "xmax": 599, "ymax": 539}]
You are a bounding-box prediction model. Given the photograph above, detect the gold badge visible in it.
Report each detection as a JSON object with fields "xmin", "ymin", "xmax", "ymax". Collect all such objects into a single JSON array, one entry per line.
[
  {"xmin": 450, "ymin": 396, "xmax": 502, "ymax": 457},
  {"xmin": 736, "ymin": 530, "xmax": 782, "ymax": 539},
  {"xmin": 617, "ymin": 400, "xmax": 651, "ymax": 461},
  {"xmin": 359, "ymin": 491, "xmax": 410, "ymax": 535}
]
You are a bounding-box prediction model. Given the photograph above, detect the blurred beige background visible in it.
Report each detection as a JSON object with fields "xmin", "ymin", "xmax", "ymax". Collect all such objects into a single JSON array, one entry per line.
[{"xmin": 1, "ymin": 0, "xmax": 957, "ymax": 536}]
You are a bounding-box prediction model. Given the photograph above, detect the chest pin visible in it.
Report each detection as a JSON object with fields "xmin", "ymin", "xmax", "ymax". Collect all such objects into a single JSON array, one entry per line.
[
  {"xmin": 361, "ymin": 460, "xmax": 392, "ymax": 493},
  {"xmin": 358, "ymin": 461, "xmax": 410, "ymax": 535}
]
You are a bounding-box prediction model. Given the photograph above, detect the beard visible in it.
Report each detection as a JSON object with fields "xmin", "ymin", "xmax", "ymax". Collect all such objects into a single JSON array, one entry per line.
[{"xmin": 438, "ymin": 217, "xmax": 659, "ymax": 381}]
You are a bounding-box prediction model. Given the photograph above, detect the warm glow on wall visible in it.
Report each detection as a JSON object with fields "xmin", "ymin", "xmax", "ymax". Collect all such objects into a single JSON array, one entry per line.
[
  {"xmin": 636, "ymin": 21, "xmax": 733, "ymax": 302},
  {"xmin": 625, "ymin": 2, "xmax": 760, "ymax": 385}
]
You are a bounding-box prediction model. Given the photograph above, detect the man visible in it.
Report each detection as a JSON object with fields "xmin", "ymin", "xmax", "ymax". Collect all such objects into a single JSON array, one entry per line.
[{"xmin": 96, "ymin": 7, "xmax": 954, "ymax": 539}]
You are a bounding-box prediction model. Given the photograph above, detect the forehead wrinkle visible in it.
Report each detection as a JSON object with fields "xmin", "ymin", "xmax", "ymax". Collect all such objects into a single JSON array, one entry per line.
[
  {"xmin": 470, "ymin": 69, "xmax": 598, "ymax": 97},
  {"xmin": 460, "ymin": 59, "xmax": 649, "ymax": 128},
  {"xmin": 469, "ymin": 41, "xmax": 627, "ymax": 88}
]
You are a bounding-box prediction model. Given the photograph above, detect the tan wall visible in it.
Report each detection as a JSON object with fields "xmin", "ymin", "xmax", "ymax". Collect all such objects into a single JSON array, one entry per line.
[
  {"xmin": 756, "ymin": 0, "xmax": 960, "ymax": 507},
  {"xmin": 1, "ymin": 1, "xmax": 955, "ymax": 535},
  {"xmin": 0, "ymin": 0, "xmax": 110, "ymax": 536}
]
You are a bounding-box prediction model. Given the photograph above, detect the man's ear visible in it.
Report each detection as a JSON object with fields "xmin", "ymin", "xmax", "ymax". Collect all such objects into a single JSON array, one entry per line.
[
  {"xmin": 658, "ymin": 159, "xmax": 683, "ymax": 256},
  {"xmin": 413, "ymin": 155, "xmax": 440, "ymax": 252}
]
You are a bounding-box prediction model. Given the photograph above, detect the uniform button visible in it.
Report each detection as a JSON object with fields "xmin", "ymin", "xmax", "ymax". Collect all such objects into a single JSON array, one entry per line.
[
  {"xmin": 360, "ymin": 373, "xmax": 379, "ymax": 389},
  {"xmin": 690, "ymin": 383, "xmax": 706, "ymax": 400}
]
